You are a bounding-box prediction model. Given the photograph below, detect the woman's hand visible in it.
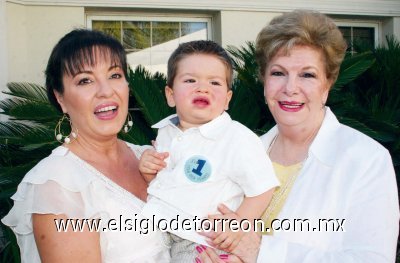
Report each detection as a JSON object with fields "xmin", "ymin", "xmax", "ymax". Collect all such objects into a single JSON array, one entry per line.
[
  {"xmin": 138, "ymin": 149, "xmax": 168, "ymax": 183},
  {"xmin": 198, "ymin": 204, "xmax": 261, "ymax": 263},
  {"xmin": 196, "ymin": 245, "xmax": 243, "ymax": 263}
]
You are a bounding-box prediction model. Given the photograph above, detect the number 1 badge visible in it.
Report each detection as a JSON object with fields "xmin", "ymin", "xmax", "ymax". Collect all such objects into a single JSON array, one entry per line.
[{"xmin": 184, "ymin": 155, "xmax": 212, "ymax": 183}]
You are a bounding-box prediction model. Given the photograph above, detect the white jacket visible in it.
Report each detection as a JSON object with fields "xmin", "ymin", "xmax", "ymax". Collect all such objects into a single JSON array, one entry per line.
[{"xmin": 257, "ymin": 107, "xmax": 399, "ymax": 262}]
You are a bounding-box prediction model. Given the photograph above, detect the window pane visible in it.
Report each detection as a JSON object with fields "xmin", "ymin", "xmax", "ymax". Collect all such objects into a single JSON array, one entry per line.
[
  {"xmin": 181, "ymin": 22, "xmax": 207, "ymax": 36},
  {"xmin": 92, "ymin": 18, "xmax": 209, "ymax": 75},
  {"xmin": 152, "ymin": 22, "xmax": 179, "ymax": 46},
  {"xmin": 122, "ymin": 21, "xmax": 150, "ymax": 52},
  {"xmin": 92, "ymin": 21, "xmax": 121, "ymax": 41},
  {"xmin": 353, "ymin": 27, "xmax": 374, "ymax": 50},
  {"xmin": 338, "ymin": 26, "xmax": 375, "ymax": 52}
]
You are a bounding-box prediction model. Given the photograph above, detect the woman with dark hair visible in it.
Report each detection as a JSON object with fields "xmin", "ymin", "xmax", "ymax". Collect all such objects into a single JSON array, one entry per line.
[
  {"xmin": 2, "ymin": 29, "xmax": 170, "ymax": 262},
  {"xmin": 197, "ymin": 9, "xmax": 399, "ymax": 263}
]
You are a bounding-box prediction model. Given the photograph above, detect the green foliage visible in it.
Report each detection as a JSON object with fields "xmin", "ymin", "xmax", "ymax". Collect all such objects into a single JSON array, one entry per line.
[
  {"xmin": 1, "ymin": 37, "xmax": 399, "ymax": 261},
  {"xmin": 125, "ymin": 66, "xmax": 174, "ymax": 145},
  {"xmin": 227, "ymin": 42, "xmax": 273, "ymax": 134},
  {"xmin": 328, "ymin": 36, "xmax": 400, "ymax": 175}
]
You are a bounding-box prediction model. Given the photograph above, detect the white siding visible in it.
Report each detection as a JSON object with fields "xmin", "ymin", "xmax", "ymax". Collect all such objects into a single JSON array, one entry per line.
[
  {"xmin": 4, "ymin": 0, "xmax": 400, "ymax": 84},
  {"xmin": 6, "ymin": 2, "xmax": 84, "ymax": 85},
  {"xmin": 0, "ymin": 0, "xmax": 7, "ymax": 98}
]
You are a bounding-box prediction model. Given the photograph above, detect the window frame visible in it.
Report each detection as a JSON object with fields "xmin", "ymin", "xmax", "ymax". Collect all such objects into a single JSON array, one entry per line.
[
  {"xmin": 335, "ymin": 20, "xmax": 380, "ymax": 49},
  {"xmin": 86, "ymin": 13, "xmax": 212, "ymax": 75},
  {"xmin": 86, "ymin": 13, "xmax": 213, "ymax": 42}
]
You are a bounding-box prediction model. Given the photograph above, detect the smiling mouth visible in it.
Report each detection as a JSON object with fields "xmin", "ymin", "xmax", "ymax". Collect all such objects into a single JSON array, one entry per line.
[
  {"xmin": 279, "ymin": 101, "xmax": 304, "ymax": 109},
  {"xmin": 94, "ymin": 105, "xmax": 118, "ymax": 115}
]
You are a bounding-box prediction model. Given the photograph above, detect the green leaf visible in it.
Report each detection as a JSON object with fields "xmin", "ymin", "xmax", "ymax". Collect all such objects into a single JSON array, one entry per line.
[
  {"xmin": 3, "ymin": 82, "xmax": 48, "ymax": 102},
  {"xmin": 128, "ymin": 66, "xmax": 173, "ymax": 126},
  {"xmin": 333, "ymin": 52, "xmax": 375, "ymax": 90}
]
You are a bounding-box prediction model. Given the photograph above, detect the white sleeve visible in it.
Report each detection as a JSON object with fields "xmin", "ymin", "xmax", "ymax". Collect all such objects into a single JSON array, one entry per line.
[
  {"xmin": 258, "ymin": 150, "xmax": 399, "ymax": 262},
  {"xmin": 230, "ymin": 132, "xmax": 279, "ymax": 197},
  {"xmin": 1, "ymin": 154, "xmax": 113, "ymax": 235}
]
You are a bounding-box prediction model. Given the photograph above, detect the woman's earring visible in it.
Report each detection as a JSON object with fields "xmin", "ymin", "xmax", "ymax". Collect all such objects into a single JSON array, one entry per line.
[
  {"xmin": 54, "ymin": 114, "xmax": 78, "ymax": 144},
  {"xmin": 123, "ymin": 112, "xmax": 133, "ymax": 133}
]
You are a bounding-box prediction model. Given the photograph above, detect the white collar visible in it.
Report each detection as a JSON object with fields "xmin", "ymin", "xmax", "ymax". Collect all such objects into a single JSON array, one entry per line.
[
  {"xmin": 152, "ymin": 111, "xmax": 232, "ymax": 140},
  {"xmin": 261, "ymin": 107, "xmax": 341, "ymax": 166}
]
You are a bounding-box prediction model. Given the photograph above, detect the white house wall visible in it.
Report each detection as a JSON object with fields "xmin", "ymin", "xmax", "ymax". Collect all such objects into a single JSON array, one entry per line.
[
  {"xmin": 6, "ymin": 2, "xmax": 84, "ymax": 86},
  {"xmin": 6, "ymin": 0, "xmax": 400, "ymax": 16},
  {"xmin": 383, "ymin": 17, "xmax": 400, "ymax": 40},
  {"xmin": 219, "ymin": 10, "xmax": 280, "ymax": 48},
  {"xmin": 3, "ymin": 0, "xmax": 400, "ymax": 89},
  {"xmin": 0, "ymin": 0, "xmax": 7, "ymax": 100}
]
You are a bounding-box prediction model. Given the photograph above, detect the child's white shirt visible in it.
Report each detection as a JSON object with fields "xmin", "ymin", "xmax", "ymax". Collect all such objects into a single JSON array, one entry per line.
[{"xmin": 142, "ymin": 112, "xmax": 279, "ymax": 244}]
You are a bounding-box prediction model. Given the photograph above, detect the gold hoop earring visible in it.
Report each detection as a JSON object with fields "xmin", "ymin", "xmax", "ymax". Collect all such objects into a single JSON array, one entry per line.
[
  {"xmin": 54, "ymin": 114, "xmax": 78, "ymax": 144},
  {"xmin": 123, "ymin": 112, "xmax": 133, "ymax": 133}
]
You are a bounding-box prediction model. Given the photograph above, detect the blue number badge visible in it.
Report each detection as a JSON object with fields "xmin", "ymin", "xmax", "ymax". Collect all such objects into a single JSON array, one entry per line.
[{"xmin": 184, "ymin": 155, "xmax": 212, "ymax": 183}]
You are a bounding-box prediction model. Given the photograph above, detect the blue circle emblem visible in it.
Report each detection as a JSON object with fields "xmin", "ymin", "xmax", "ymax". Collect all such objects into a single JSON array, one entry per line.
[{"xmin": 184, "ymin": 155, "xmax": 212, "ymax": 183}]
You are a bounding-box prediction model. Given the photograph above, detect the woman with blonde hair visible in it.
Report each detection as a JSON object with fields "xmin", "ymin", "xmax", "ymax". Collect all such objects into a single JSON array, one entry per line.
[{"xmin": 197, "ymin": 9, "xmax": 399, "ymax": 262}]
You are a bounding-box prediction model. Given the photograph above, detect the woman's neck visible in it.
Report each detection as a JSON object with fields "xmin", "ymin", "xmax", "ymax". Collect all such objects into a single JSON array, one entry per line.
[
  {"xmin": 66, "ymin": 135, "xmax": 121, "ymax": 163},
  {"xmin": 271, "ymin": 110, "xmax": 325, "ymax": 165}
]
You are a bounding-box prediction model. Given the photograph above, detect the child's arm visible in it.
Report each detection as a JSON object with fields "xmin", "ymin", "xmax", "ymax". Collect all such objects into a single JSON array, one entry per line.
[
  {"xmin": 210, "ymin": 188, "xmax": 275, "ymax": 252},
  {"xmin": 236, "ymin": 188, "xmax": 275, "ymax": 220},
  {"xmin": 138, "ymin": 149, "xmax": 169, "ymax": 184}
]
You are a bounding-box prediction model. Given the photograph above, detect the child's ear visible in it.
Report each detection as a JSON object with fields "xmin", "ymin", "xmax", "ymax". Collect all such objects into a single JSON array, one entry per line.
[
  {"xmin": 224, "ymin": 90, "xmax": 233, "ymax": 110},
  {"xmin": 165, "ymin": 86, "xmax": 176, "ymax": 107},
  {"xmin": 54, "ymin": 90, "xmax": 68, "ymax": 113}
]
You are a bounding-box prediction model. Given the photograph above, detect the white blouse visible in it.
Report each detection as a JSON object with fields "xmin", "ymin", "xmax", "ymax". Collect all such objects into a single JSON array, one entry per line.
[
  {"xmin": 2, "ymin": 143, "xmax": 170, "ymax": 263},
  {"xmin": 257, "ymin": 108, "xmax": 399, "ymax": 262}
]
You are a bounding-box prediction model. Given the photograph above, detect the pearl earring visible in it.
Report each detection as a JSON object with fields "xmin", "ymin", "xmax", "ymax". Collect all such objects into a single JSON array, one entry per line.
[
  {"xmin": 123, "ymin": 112, "xmax": 133, "ymax": 133},
  {"xmin": 54, "ymin": 114, "xmax": 78, "ymax": 144}
]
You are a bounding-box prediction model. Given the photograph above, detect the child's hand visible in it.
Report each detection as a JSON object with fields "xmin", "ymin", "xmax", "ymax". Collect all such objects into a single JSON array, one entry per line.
[
  {"xmin": 200, "ymin": 204, "xmax": 261, "ymax": 263},
  {"xmin": 139, "ymin": 149, "xmax": 169, "ymax": 183},
  {"xmin": 211, "ymin": 225, "xmax": 244, "ymax": 252}
]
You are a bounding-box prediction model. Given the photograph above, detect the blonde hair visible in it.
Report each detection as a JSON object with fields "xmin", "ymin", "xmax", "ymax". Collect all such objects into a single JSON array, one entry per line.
[{"xmin": 255, "ymin": 10, "xmax": 347, "ymax": 86}]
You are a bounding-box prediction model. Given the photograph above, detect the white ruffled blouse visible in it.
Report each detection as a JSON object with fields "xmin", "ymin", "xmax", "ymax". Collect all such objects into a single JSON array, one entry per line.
[{"xmin": 2, "ymin": 143, "xmax": 171, "ymax": 263}]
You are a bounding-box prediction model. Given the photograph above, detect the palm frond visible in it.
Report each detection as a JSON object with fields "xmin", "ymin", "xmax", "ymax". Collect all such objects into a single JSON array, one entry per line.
[
  {"xmin": 333, "ymin": 52, "xmax": 375, "ymax": 90},
  {"xmin": 0, "ymin": 224, "xmax": 20, "ymax": 263},
  {"xmin": 0, "ymin": 121, "xmax": 56, "ymax": 151},
  {"xmin": 228, "ymin": 80, "xmax": 262, "ymax": 130},
  {"xmin": 0, "ymin": 163, "xmax": 35, "ymax": 185},
  {"xmin": 128, "ymin": 66, "xmax": 173, "ymax": 126},
  {"xmin": 0, "ymin": 98, "xmax": 59, "ymax": 121},
  {"xmin": 0, "ymin": 121, "xmax": 48, "ymax": 138},
  {"xmin": 3, "ymin": 82, "xmax": 48, "ymax": 102}
]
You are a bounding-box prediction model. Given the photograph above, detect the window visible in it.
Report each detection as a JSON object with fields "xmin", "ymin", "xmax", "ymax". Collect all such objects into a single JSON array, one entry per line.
[
  {"xmin": 87, "ymin": 15, "xmax": 211, "ymax": 75},
  {"xmin": 336, "ymin": 21, "xmax": 379, "ymax": 53}
]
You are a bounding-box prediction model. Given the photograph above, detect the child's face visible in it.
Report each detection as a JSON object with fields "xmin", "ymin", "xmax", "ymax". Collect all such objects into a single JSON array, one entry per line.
[{"xmin": 165, "ymin": 54, "xmax": 232, "ymax": 130}]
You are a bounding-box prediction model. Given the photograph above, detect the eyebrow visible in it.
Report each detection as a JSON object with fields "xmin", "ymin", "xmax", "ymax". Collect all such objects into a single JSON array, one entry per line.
[
  {"xmin": 72, "ymin": 65, "xmax": 122, "ymax": 76},
  {"xmin": 109, "ymin": 65, "xmax": 121, "ymax": 71},
  {"xmin": 269, "ymin": 64, "xmax": 318, "ymax": 71},
  {"xmin": 178, "ymin": 73, "xmax": 225, "ymax": 79},
  {"xmin": 301, "ymin": 66, "xmax": 318, "ymax": 71}
]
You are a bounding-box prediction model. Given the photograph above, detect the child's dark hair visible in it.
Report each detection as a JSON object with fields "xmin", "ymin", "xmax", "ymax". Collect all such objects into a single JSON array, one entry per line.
[
  {"xmin": 45, "ymin": 29, "xmax": 128, "ymax": 112},
  {"xmin": 167, "ymin": 40, "xmax": 233, "ymax": 89}
]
